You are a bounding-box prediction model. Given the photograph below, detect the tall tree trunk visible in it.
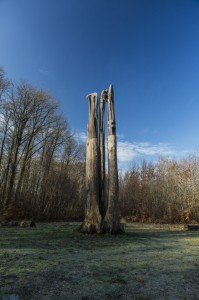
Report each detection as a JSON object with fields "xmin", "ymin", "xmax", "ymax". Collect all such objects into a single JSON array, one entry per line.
[
  {"xmin": 81, "ymin": 93, "xmax": 102, "ymax": 233},
  {"xmin": 15, "ymin": 139, "xmax": 33, "ymax": 202},
  {"xmin": 99, "ymin": 89, "xmax": 107, "ymax": 218},
  {"xmin": 101, "ymin": 84, "xmax": 124, "ymax": 233},
  {"xmin": 5, "ymin": 139, "xmax": 20, "ymax": 207},
  {"xmin": 1, "ymin": 135, "xmax": 16, "ymax": 209}
]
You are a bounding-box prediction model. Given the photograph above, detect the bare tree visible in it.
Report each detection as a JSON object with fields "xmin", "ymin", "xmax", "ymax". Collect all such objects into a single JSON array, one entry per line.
[
  {"xmin": 101, "ymin": 84, "xmax": 124, "ymax": 233},
  {"xmin": 81, "ymin": 93, "xmax": 102, "ymax": 233},
  {"xmin": 99, "ymin": 89, "xmax": 107, "ymax": 218}
]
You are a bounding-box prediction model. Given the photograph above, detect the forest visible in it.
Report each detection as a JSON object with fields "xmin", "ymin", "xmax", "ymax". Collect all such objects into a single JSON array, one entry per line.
[{"xmin": 0, "ymin": 67, "xmax": 199, "ymax": 224}]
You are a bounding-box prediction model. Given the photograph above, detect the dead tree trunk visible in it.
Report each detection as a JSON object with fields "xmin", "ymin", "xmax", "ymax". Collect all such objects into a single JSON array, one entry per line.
[
  {"xmin": 81, "ymin": 93, "xmax": 102, "ymax": 233},
  {"xmin": 99, "ymin": 89, "xmax": 108, "ymax": 218},
  {"xmin": 101, "ymin": 84, "xmax": 124, "ymax": 233}
]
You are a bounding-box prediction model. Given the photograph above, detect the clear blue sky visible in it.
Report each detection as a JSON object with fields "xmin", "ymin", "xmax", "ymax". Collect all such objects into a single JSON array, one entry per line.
[{"xmin": 1, "ymin": 0, "xmax": 199, "ymax": 170}]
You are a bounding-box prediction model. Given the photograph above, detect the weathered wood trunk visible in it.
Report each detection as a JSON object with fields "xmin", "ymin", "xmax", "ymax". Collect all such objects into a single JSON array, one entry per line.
[
  {"xmin": 81, "ymin": 85, "xmax": 123, "ymax": 234},
  {"xmin": 81, "ymin": 93, "xmax": 102, "ymax": 233},
  {"xmin": 99, "ymin": 90, "xmax": 107, "ymax": 218},
  {"xmin": 101, "ymin": 84, "xmax": 124, "ymax": 233}
]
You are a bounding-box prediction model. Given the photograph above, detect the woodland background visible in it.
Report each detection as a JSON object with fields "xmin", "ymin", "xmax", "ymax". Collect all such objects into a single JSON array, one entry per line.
[{"xmin": 1, "ymin": 67, "xmax": 199, "ymax": 223}]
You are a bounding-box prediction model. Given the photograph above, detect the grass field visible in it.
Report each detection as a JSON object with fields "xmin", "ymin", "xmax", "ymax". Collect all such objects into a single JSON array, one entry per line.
[{"xmin": 0, "ymin": 222, "xmax": 199, "ymax": 300}]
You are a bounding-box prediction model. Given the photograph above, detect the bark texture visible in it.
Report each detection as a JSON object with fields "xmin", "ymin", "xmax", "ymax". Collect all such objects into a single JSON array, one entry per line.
[
  {"xmin": 101, "ymin": 84, "xmax": 124, "ymax": 233},
  {"xmin": 99, "ymin": 89, "xmax": 108, "ymax": 218},
  {"xmin": 81, "ymin": 85, "xmax": 124, "ymax": 234},
  {"xmin": 81, "ymin": 93, "xmax": 102, "ymax": 233}
]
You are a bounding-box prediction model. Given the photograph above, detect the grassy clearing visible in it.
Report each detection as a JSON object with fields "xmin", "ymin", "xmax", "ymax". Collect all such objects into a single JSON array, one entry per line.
[{"xmin": 0, "ymin": 222, "xmax": 199, "ymax": 300}]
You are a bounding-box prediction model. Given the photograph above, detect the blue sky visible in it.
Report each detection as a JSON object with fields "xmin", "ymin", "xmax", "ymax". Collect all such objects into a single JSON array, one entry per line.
[{"xmin": 1, "ymin": 0, "xmax": 199, "ymax": 170}]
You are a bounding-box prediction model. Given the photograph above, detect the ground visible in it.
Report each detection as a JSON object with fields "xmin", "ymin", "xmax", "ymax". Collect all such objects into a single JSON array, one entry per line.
[{"xmin": 0, "ymin": 222, "xmax": 199, "ymax": 300}]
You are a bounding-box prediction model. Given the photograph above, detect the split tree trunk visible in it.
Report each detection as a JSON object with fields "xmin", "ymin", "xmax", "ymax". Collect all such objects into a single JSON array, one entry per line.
[
  {"xmin": 99, "ymin": 90, "xmax": 107, "ymax": 218},
  {"xmin": 81, "ymin": 93, "xmax": 102, "ymax": 233},
  {"xmin": 101, "ymin": 84, "xmax": 124, "ymax": 233}
]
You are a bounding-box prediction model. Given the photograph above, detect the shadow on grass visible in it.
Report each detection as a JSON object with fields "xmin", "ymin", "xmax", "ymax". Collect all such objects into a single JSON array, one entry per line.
[{"xmin": 0, "ymin": 222, "xmax": 198, "ymax": 252}]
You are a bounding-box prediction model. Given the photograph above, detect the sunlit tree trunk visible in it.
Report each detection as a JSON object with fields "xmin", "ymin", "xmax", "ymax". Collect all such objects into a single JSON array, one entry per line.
[
  {"xmin": 101, "ymin": 84, "xmax": 124, "ymax": 233},
  {"xmin": 81, "ymin": 93, "xmax": 102, "ymax": 233},
  {"xmin": 99, "ymin": 89, "xmax": 107, "ymax": 218}
]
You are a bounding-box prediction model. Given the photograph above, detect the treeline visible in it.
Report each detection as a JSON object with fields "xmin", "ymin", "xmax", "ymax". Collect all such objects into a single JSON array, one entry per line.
[
  {"xmin": 120, "ymin": 157, "xmax": 199, "ymax": 223},
  {"xmin": 1, "ymin": 67, "xmax": 199, "ymax": 224},
  {"xmin": 0, "ymin": 68, "xmax": 86, "ymax": 220}
]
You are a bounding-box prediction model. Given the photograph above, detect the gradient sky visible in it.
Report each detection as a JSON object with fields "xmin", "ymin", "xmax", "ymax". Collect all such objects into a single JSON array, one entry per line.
[{"xmin": 1, "ymin": 0, "xmax": 199, "ymax": 170}]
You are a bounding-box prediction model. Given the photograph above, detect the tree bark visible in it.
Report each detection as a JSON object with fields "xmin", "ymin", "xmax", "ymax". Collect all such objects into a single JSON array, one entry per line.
[
  {"xmin": 81, "ymin": 93, "xmax": 102, "ymax": 233},
  {"xmin": 101, "ymin": 84, "xmax": 124, "ymax": 233},
  {"xmin": 99, "ymin": 90, "xmax": 107, "ymax": 218}
]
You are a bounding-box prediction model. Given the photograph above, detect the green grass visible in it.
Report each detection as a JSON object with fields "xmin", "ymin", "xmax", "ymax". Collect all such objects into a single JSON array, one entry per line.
[{"xmin": 0, "ymin": 222, "xmax": 199, "ymax": 300}]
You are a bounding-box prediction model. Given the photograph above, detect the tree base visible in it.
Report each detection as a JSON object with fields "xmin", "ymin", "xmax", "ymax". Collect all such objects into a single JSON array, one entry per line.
[
  {"xmin": 80, "ymin": 214, "xmax": 102, "ymax": 234},
  {"xmin": 101, "ymin": 218, "xmax": 124, "ymax": 234}
]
